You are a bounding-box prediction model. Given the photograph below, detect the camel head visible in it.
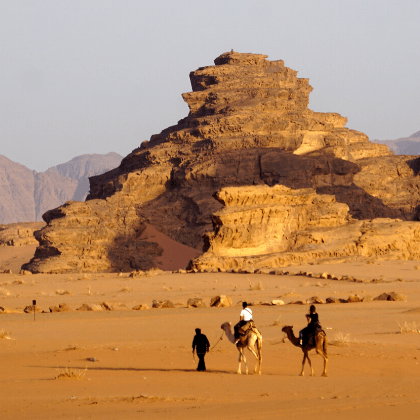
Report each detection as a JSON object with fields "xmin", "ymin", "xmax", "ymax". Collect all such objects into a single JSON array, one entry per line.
[
  {"xmin": 221, "ymin": 322, "xmax": 232, "ymax": 330},
  {"xmin": 282, "ymin": 325, "xmax": 293, "ymax": 333}
]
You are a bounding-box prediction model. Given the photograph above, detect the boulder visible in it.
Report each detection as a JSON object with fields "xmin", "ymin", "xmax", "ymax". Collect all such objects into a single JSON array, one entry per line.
[
  {"xmin": 309, "ymin": 296, "xmax": 324, "ymax": 304},
  {"xmin": 152, "ymin": 300, "xmax": 175, "ymax": 309},
  {"xmin": 132, "ymin": 304, "xmax": 150, "ymax": 310},
  {"xmin": 23, "ymin": 305, "xmax": 42, "ymax": 313},
  {"xmin": 49, "ymin": 303, "xmax": 73, "ymax": 313},
  {"xmin": 210, "ymin": 295, "xmax": 232, "ymax": 308},
  {"xmin": 326, "ymin": 297, "xmax": 340, "ymax": 304},
  {"xmin": 388, "ymin": 292, "xmax": 407, "ymax": 301},
  {"xmin": 77, "ymin": 303, "xmax": 104, "ymax": 311},
  {"xmin": 271, "ymin": 299, "xmax": 285, "ymax": 306},
  {"xmin": 187, "ymin": 298, "xmax": 206, "ymax": 308},
  {"xmin": 101, "ymin": 302, "xmax": 130, "ymax": 311},
  {"xmin": 347, "ymin": 295, "xmax": 362, "ymax": 303},
  {"xmin": 362, "ymin": 295, "xmax": 373, "ymax": 302}
]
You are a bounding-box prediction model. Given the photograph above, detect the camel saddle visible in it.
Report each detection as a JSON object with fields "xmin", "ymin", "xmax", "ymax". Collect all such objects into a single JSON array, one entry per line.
[
  {"xmin": 305, "ymin": 326, "xmax": 325, "ymax": 347},
  {"xmin": 238, "ymin": 320, "xmax": 256, "ymax": 337}
]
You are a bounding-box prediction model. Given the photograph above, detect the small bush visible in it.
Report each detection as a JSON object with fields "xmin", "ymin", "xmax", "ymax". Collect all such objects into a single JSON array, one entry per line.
[
  {"xmin": 249, "ymin": 280, "xmax": 263, "ymax": 291},
  {"xmin": 56, "ymin": 290, "xmax": 72, "ymax": 295},
  {"xmin": 398, "ymin": 321, "xmax": 420, "ymax": 334},
  {"xmin": 0, "ymin": 329, "xmax": 12, "ymax": 339},
  {"xmin": 330, "ymin": 332, "xmax": 351, "ymax": 346},
  {"xmin": 55, "ymin": 367, "xmax": 87, "ymax": 380}
]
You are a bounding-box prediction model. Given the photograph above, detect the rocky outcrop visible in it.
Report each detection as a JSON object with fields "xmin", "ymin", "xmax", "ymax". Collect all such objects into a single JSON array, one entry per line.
[
  {"xmin": 0, "ymin": 153, "xmax": 122, "ymax": 224},
  {"xmin": 0, "ymin": 222, "xmax": 45, "ymax": 246},
  {"xmin": 190, "ymin": 185, "xmax": 420, "ymax": 271},
  {"xmin": 23, "ymin": 200, "xmax": 163, "ymax": 273},
  {"xmin": 23, "ymin": 51, "xmax": 420, "ymax": 273}
]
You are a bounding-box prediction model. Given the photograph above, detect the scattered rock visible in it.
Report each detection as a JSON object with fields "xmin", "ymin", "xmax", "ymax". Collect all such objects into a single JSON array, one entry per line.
[
  {"xmin": 187, "ymin": 298, "xmax": 206, "ymax": 308},
  {"xmin": 101, "ymin": 302, "xmax": 129, "ymax": 311},
  {"xmin": 288, "ymin": 300, "xmax": 305, "ymax": 305},
  {"xmin": 19, "ymin": 270, "xmax": 32, "ymax": 275},
  {"xmin": 132, "ymin": 304, "xmax": 149, "ymax": 310},
  {"xmin": 152, "ymin": 300, "xmax": 175, "ymax": 309},
  {"xmin": 23, "ymin": 305, "xmax": 42, "ymax": 313},
  {"xmin": 347, "ymin": 295, "xmax": 362, "ymax": 303},
  {"xmin": 362, "ymin": 295, "xmax": 373, "ymax": 302},
  {"xmin": 77, "ymin": 303, "xmax": 104, "ymax": 312},
  {"xmin": 49, "ymin": 303, "xmax": 73, "ymax": 313},
  {"xmin": 309, "ymin": 296, "xmax": 324, "ymax": 304},
  {"xmin": 271, "ymin": 299, "xmax": 285, "ymax": 306},
  {"xmin": 210, "ymin": 295, "xmax": 232, "ymax": 307},
  {"xmin": 326, "ymin": 297, "xmax": 340, "ymax": 304},
  {"xmin": 388, "ymin": 292, "xmax": 407, "ymax": 302}
]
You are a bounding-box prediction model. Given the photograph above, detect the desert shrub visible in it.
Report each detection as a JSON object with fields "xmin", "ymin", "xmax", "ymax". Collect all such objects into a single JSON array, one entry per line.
[
  {"xmin": 55, "ymin": 367, "xmax": 87, "ymax": 380},
  {"xmin": 398, "ymin": 321, "xmax": 420, "ymax": 334},
  {"xmin": 0, "ymin": 329, "xmax": 12, "ymax": 339},
  {"xmin": 249, "ymin": 280, "xmax": 263, "ymax": 291},
  {"xmin": 330, "ymin": 332, "xmax": 351, "ymax": 346}
]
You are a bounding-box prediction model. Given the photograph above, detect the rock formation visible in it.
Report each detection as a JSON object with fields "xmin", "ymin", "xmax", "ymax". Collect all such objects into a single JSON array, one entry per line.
[
  {"xmin": 23, "ymin": 51, "xmax": 420, "ymax": 273},
  {"xmin": 0, "ymin": 152, "xmax": 122, "ymax": 224},
  {"xmin": 0, "ymin": 222, "xmax": 45, "ymax": 246},
  {"xmin": 190, "ymin": 185, "xmax": 420, "ymax": 271}
]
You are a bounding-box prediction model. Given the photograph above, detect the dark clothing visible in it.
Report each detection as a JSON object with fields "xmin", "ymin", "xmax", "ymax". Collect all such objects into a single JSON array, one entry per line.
[
  {"xmin": 197, "ymin": 353, "xmax": 206, "ymax": 371},
  {"xmin": 307, "ymin": 313, "xmax": 320, "ymax": 334},
  {"xmin": 234, "ymin": 320, "xmax": 247, "ymax": 339},
  {"xmin": 299, "ymin": 312, "xmax": 322, "ymax": 346},
  {"xmin": 192, "ymin": 333, "xmax": 210, "ymax": 371}
]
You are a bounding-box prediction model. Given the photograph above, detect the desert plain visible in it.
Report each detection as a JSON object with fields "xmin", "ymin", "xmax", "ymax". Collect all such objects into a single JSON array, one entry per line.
[{"xmin": 1, "ymin": 242, "xmax": 420, "ymax": 420}]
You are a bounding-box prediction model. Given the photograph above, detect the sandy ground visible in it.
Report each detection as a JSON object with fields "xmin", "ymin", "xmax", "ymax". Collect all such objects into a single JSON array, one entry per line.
[{"xmin": 1, "ymin": 246, "xmax": 420, "ymax": 419}]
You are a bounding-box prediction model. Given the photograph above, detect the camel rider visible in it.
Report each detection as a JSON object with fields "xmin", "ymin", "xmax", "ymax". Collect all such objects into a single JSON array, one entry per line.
[
  {"xmin": 234, "ymin": 302, "xmax": 253, "ymax": 343},
  {"xmin": 299, "ymin": 304, "xmax": 321, "ymax": 346}
]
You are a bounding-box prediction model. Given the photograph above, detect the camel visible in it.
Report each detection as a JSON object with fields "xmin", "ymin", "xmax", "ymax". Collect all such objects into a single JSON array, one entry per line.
[
  {"xmin": 221, "ymin": 322, "xmax": 262, "ymax": 375},
  {"xmin": 282, "ymin": 325, "xmax": 328, "ymax": 377}
]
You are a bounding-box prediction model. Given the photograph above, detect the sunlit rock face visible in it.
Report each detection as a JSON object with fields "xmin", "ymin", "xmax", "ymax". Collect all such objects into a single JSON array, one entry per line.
[
  {"xmin": 23, "ymin": 51, "xmax": 420, "ymax": 273},
  {"xmin": 189, "ymin": 185, "xmax": 420, "ymax": 272}
]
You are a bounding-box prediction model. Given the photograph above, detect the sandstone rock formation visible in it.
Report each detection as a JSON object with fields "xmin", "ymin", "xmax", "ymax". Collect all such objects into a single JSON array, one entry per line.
[
  {"xmin": 190, "ymin": 185, "xmax": 420, "ymax": 271},
  {"xmin": 0, "ymin": 152, "xmax": 122, "ymax": 224},
  {"xmin": 23, "ymin": 51, "xmax": 420, "ymax": 273},
  {"xmin": 0, "ymin": 222, "xmax": 45, "ymax": 246}
]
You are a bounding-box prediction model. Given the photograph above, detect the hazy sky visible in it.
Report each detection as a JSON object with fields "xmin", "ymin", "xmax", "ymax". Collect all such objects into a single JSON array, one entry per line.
[{"xmin": 1, "ymin": 0, "xmax": 419, "ymax": 171}]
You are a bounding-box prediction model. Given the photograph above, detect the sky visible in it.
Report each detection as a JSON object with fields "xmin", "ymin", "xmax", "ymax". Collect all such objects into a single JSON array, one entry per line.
[{"xmin": 1, "ymin": 0, "xmax": 419, "ymax": 172}]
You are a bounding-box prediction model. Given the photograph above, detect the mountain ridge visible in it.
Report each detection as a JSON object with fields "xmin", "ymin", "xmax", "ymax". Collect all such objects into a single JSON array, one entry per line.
[{"xmin": 0, "ymin": 152, "xmax": 122, "ymax": 223}]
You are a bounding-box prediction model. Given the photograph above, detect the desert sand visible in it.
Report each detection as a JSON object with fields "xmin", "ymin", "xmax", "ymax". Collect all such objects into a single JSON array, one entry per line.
[{"xmin": 1, "ymin": 245, "xmax": 420, "ymax": 420}]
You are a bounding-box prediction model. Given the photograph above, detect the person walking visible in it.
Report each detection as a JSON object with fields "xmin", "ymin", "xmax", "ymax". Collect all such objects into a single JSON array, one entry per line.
[{"xmin": 192, "ymin": 328, "xmax": 210, "ymax": 371}]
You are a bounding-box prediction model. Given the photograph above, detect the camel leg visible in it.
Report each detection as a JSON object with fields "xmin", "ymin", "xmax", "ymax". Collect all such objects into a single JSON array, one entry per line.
[
  {"xmin": 300, "ymin": 351, "xmax": 307, "ymax": 376},
  {"xmin": 316, "ymin": 349, "xmax": 328, "ymax": 377},
  {"xmin": 247, "ymin": 346, "xmax": 261, "ymax": 375},
  {"xmin": 237, "ymin": 350, "xmax": 242, "ymax": 374},
  {"xmin": 243, "ymin": 351, "xmax": 249, "ymax": 375}
]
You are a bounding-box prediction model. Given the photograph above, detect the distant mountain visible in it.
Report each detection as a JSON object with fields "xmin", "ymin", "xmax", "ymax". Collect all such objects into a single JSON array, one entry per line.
[
  {"xmin": 0, "ymin": 152, "xmax": 122, "ymax": 224},
  {"xmin": 373, "ymin": 131, "xmax": 420, "ymax": 155}
]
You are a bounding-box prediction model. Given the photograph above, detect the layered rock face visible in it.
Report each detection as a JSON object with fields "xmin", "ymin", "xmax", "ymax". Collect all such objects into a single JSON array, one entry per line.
[
  {"xmin": 0, "ymin": 153, "xmax": 122, "ymax": 224},
  {"xmin": 23, "ymin": 51, "xmax": 420, "ymax": 273},
  {"xmin": 191, "ymin": 185, "xmax": 420, "ymax": 271},
  {"xmin": 0, "ymin": 222, "xmax": 45, "ymax": 246},
  {"xmin": 24, "ymin": 201, "xmax": 162, "ymax": 273}
]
